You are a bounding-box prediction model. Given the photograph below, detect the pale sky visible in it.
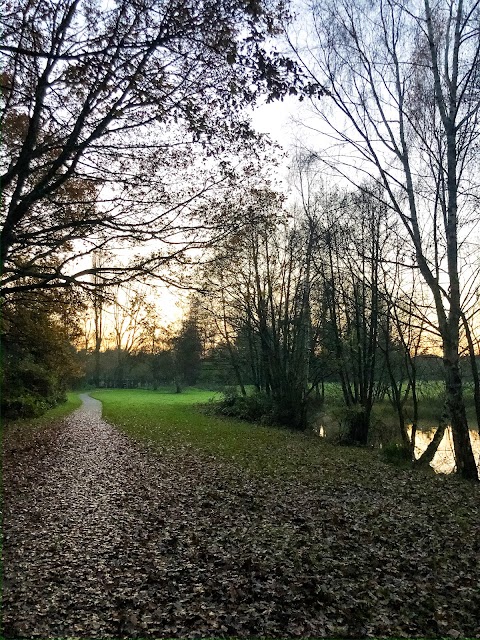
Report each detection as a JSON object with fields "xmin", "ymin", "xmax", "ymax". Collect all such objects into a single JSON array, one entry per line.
[
  {"xmin": 250, "ymin": 97, "xmax": 299, "ymax": 145},
  {"xmin": 154, "ymin": 98, "xmax": 304, "ymax": 324}
]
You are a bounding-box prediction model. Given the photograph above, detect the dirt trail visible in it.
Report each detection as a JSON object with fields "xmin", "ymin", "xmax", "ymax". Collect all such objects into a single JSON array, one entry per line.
[
  {"xmin": 3, "ymin": 394, "xmax": 294, "ymax": 638},
  {"xmin": 3, "ymin": 395, "xmax": 480, "ymax": 639},
  {"xmin": 3, "ymin": 394, "xmax": 175, "ymax": 636}
]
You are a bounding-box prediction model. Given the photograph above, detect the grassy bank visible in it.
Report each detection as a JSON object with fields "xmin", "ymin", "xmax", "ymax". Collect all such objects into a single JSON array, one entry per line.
[
  {"xmin": 92, "ymin": 388, "xmax": 426, "ymax": 485},
  {"xmin": 5, "ymin": 389, "xmax": 478, "ymax": 637},
  {"xmin": 316, "ymin": 380, "xmax": 478, "ymax": 440}
]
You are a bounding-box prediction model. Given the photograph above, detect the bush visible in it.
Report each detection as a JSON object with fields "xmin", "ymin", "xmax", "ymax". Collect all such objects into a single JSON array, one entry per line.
[
  {"xmin": 2, "ymin": 299, "xmax": 82, "ymax": 421},
  {"xmin": 382, "ymin": 442, "xmax": 412, "ymax": 466},
  {"xmin": 268, "ymin": 396, "xmax": 308, "ymax": 430},
  {"xmin": 213, "ymin": 388, "xmax": 276, "ymax": 423},
  {"xmin": 2, "ymin": 361, "xmax": 68, "ymax": 420},
  {"xmin": 335, "ymin": 406, "xmax": 370, "ymax": 445},
  {"xmin": 1, "ymin": 394, "xmax": 47, "ymax": 420},
  {"xmin": 14, "ymin": 361, "xmax": 57, "ymax": 397},
  {"xmin": 219, "ymin": 386, "xmax": 241, "ymax": 407},
  {"xmin": 212, "ymin": 387, "xmax": 312, "ymax": 430}
]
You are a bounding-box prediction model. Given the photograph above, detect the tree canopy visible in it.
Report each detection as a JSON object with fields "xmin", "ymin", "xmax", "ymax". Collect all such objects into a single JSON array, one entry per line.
[{"xmin": 0, "ymin": 0, "xmax": 306, "ymax": 297}]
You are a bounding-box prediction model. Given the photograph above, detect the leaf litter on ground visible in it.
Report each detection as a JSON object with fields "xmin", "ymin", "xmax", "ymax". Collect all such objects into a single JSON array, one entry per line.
[{"xmin": 2, "ymin": 394, "xmax": 480, "ymax": 638}]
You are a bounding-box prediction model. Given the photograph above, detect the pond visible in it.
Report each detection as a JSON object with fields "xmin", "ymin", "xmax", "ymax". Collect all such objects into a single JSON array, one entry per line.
[
  {"xmin": 316, "ymin": 423, "xmax": 480, "ymax": 477},
  {"xmin": 410, "ymin": 426, "xmax": 480, "ymax": 476}
]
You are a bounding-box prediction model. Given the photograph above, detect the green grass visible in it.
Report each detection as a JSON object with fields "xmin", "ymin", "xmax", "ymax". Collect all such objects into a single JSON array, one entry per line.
[
  {"xmin": 91, "ymin": 388, "xmax": 384, "ymax": 482},
  {"xmin": 91, "ymin": 386, "xmax": 479, "ymax": 483}
]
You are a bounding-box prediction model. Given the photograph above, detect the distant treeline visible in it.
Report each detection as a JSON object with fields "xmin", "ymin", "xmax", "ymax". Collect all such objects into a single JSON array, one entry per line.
[{"xmin": 80, "ymin": 348, "xmax": 480, "ymax": 390}]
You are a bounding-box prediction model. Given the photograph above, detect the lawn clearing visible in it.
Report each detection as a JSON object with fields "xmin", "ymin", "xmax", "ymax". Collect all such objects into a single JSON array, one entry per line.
[
  {"xmin": 92, "ymin": 387, "xmax": 478, "ymax": 495},
  {"xmin": 91, "ymin": 388, "xmax": 379, "ymax": 482},
  {"xmin": 88, "ymin": 388, "xmax": 480, "ymax": 637}
]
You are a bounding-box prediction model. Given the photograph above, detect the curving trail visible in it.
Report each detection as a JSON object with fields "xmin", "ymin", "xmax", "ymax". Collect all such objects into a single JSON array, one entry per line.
[
  {"xmin": 3, "ymin": 395, "xmax": 480, "ymax": 639},
  {"xmin": 3, "ymin": 394, "xmax": 217, "ymax": 637},
  {"xmin": 3, "ymin": 394, "xmax": 297, "ymax": 638}
]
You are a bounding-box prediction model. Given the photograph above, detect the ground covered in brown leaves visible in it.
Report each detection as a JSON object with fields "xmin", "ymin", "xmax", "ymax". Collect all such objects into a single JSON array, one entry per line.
[{"xmin": 3, "ymin": 395, "xmax": 480, "ymax": 638}]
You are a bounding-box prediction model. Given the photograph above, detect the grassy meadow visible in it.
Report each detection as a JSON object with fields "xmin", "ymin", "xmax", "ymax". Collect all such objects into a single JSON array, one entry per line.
[
  {"xmin": 91, "ymin": 387, "xmax": 439, "ymax": 485},
  {"xmin": 91, "ymin": 384, "xmax": 480, "ymax": 482},
  {"xmin": 91, "ymin": 387, "xmax": 381, "ymax": 481}
]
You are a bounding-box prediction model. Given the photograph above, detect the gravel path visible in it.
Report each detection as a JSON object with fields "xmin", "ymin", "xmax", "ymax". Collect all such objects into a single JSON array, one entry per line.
[
  {"xmin": 4, "ymin": 395, "xmax": 240, "ymax": 638},
  {"xmin": 3, "ymin": 395, "xmax": 480, "ymax": 639}
]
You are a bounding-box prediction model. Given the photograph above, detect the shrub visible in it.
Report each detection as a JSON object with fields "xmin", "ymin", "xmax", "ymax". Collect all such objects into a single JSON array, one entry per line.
[
  {"xmin": 2, "ymin": 359, "xmax": 70, "ymax": 420},
  {"xmin": 335, "ymin": 406, "xmax": 370, "ymax": 445},
  {"xmin": 382, "ymin": 442, "xmax": 412, "ymax": 466},
  {"xmin": 1, "ymin": 394, "xmax": 47, "ymax": 420},
  {"xmin": 213, "ymin": 388, "xmax": 276, "ymax": 423},
  {"xmin": 2, "ymin": 299, "xmax": 83, "ymax": 421},
  {"xmin": 220, "ymin": 386, "xmax": 241, "ymax": 407},
  {"xmin": 13, "ymin": 361, "xmax": 57, "ymax": 398},
  {"xmin": 212, "ymin": 388, "xmax": 313, "ymax": 430}
]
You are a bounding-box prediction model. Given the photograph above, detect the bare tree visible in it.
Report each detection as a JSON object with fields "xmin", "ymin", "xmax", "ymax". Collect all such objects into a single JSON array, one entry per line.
[
  {"xmin": 91, "ymin": 251, "xmax": 109, "ymax": 387},
  {"xmin": 109, "ymin": 285, "xmax": 153, "ymax": 386},
  {"xmin": 201, "ymin": 188, "xmax": 318, "ymax": 429},
  {"xmin": 287, "ymin": 0, "xmax": 480, "ymax": 479},
  {"xmin": 379, "ymin": 254, "xmax": 427, "ymax": 457},
  {"xmin": 293, "ymin": 159, "xmax": 391, "ymax": 444},
  {"xmin": 200, "ymin": 270, "xmax": 249, "ymax": 396}
]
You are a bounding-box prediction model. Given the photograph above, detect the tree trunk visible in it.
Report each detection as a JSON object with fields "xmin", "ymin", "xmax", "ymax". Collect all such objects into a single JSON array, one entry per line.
[
  {"xmin": 226, "ymin": 339, "xmax": 247, "ymax": 396},
  {"xmin": 397, "ymin": 405, "xmax": 410, "ymax": 451},
  {"xmin": 426, "ymin": 0, "xmax": 478, "ymax": 481},
  {"xmin": 344, "ymin": 406, "xmax": 370, "ymax": 446},
  {"xmin": 221, "ymin": 297, "xmax": 247, "ymax": 396},
  {"xmin": 409, "ymin": 369, "xmax": 419, "ymax": 460},
  {"xmin": 443, "ymin": 348, "xmax": 478, "ymax": 480},
  {"xmin": 462, "ymin": 313, "xmax": 480, "ymax": 430},
  {"xmin": 94, "ymin": 345, "xmax": 101, "ymax": 387}
]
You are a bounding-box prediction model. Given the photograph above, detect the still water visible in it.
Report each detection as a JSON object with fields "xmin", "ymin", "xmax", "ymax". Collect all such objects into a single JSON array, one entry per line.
[
  {"xmin": 410, "ymin": 426, "xmax": 480, "ymax": 475},
  {"xmin": 316, "ymin": 424, "xmax": 480, "ymax": 476}
]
